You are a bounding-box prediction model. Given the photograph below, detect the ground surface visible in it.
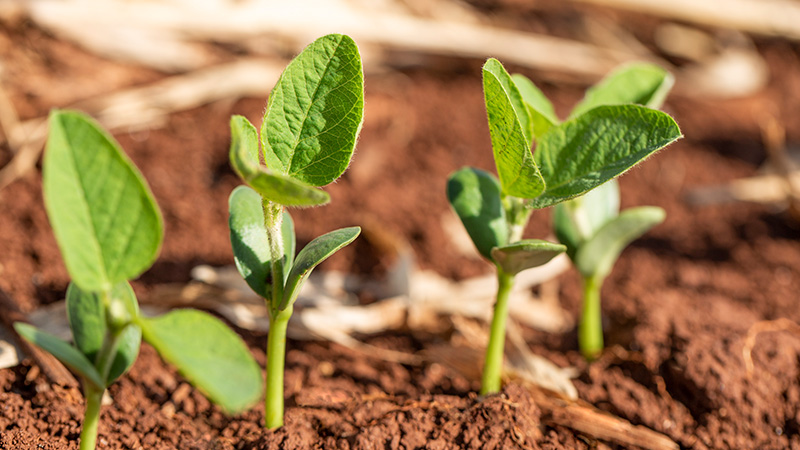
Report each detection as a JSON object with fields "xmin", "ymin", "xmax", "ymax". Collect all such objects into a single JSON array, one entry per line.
[{"xmin": 2, "ymin": 8, "xmax": 800, "ymax": 450}]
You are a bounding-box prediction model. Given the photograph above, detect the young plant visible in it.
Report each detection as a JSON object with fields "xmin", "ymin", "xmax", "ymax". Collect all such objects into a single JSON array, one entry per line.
[
  {"xmin": 14, "ymin": 110, "xmax": 262, "ymax": 450},
  {"xmin": 552, "ymin": 63, "xmax": 675, "ymax": 359},
  {"xmin": 226, "ymin": 34, "xmax": 364, "ymax": 429},
  {"xmin": 447, "ymin": 60, "xmax": 681, "ymax": 394}
]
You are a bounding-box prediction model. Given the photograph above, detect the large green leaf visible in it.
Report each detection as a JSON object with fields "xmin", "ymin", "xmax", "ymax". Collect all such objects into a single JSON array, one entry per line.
[
  {"xmin": 43, "ymin": 110, "xmax": 163, "ymax": 292},
  {"xmin": 139, "ymin": 309, "xmax": 262, "ymax": 414},
  {"xmin": 530, "ymin": 105, "xmax": 681, "ymax": 209},
  {"xmin": 491, "ymin": 239, "xmax": 565, "ymax": 275},
  {"xmin": 66, "ymin": 281, "xmax": 142, "ymax": 385},
  {"xmin": 575, "ymin": 206, "xmax": 665, "ymax": 279},
  {"xmin": 280, "ymin": 227, "xmax": 360, "ymax": 311},
  {"xmin": 512, "ymin": 74, "xmax": 558, "ymax": 138},
  {"xmin": 261, "ymin": 34, "xmax": 364, "ymax": 186},
  {"xmin": 446, "ymin": 167, "xmax": 508, "ymax": 260},
  {"xmin": 570, "ymin": 63, "xmax": 674, "ymax": 119},
  {"xmin": 482, "ymin": 59, "xmax": 545, "ymax": 199},
  {"xmin": 229, "ymin": 186, "xmax": 295, "ymax": 298},
  {"xmin": 14, "ymin": 322, "xmax": 104, "ymax": 389},
  {"xmin": 553, "ymin": 180, "xmax": 620, "ymax": 259},
  {"xmin": 229, "ymin": 116, "xmax": 330, "ymax": 207}
]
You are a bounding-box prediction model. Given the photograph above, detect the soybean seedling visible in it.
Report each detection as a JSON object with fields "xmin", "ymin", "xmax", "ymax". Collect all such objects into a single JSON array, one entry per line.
[
  {"xmin": 14, "ymin": 110, "xmax": 262, "ymax": 450},
  {"xmin": 552, "ymin": 64, "xmax": 674, "ymax": 359},
  {"xmin": 447, "ymin": 59, "xmax": 681, "ymax": 394},
  {"xmin": 227, "ymin": 34, "xmax": 364, "ymax": 429}
]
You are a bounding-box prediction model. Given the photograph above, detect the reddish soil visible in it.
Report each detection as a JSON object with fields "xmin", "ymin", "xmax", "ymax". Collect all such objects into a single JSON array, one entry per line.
[{"xmin": 2, "ymin": 8, "xmax": 800, "ymax": 450}]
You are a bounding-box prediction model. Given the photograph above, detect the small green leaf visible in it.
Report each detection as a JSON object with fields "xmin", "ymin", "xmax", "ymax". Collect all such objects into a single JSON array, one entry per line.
[
  {"xmin": 66, "ymin": 281, "xmax": 141, "ymax": 385},
  {"xmin": 13, "ymin": 322, "xmax": 104, "ymax": 389},
  {"xmin": 530, "ymin": 105, "xmax": 681, "ymax": 209},
  {"xmin": 512, "ymin": 74, "xmax": 558, "ymax": 138},
  {"xmin": 491, "ymin": 240, "xmax": 566, "ymax": 275},
  {"xmin": 553, "ymin": 180, "xmax": 620, "ymax": 259},
  {"xmin": 261, "ymin": 34, "xmax": 364, "ymax": 186},
  {"xmin": 570, "ymin": 63, "xmax": 674, "ymax": 119},
  {"xmin": 575, "ymin": 206, "xmax": 665, "ymax": 279},
  {"xmin": 43, "ymin": 110, "xmax": 163, "ymax": 292},
  {"xmin": 483, "ymin": 59, "xmax": 545, "ymax": 198},
  {"xmin": 230, "ymin": 116, "xmax": 330, "ymax": 207},
  {"xmin": 446, "ymin": 167, "xmax": 508, "ymax": 260},
  {"xmin": 281, "ymin": 227, "xmax": 360, "ymax": 311},
  {"xmin": 139, "ymin": 309, "xmax": 262, "ymax": 414},
  {"xmin": 229, "ymin": 186, "xmax": 295, "ymax": 298}
]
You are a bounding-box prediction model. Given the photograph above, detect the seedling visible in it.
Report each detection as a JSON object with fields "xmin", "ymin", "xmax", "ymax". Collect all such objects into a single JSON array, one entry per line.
[
  {"xmin": 14, "ymin": 110, "xmax": 262, "ymax": 450},
  {"xmin": 552, "ymin": 63, "xmax": 675, "ymax": 359},
  {"xmin": 227, "ymin": 34, "xmax": 364, "ymax": 429},
  {"xmin": 447, "ymin": 60, "xmax": 681, "ymax": 394}
]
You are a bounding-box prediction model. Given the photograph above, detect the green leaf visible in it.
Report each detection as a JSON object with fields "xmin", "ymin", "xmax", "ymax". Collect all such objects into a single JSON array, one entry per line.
[
  {"xmin": 43, "ymin": 110, "xmax": 163, "ymax": 292},
  {"xmin": 66, "ymin": 281, "xmax": 141, "ymax": 385},
  {"xmin": 553, "ymin": 180, "xmax": 620, "ymax": 259},
  {"xmin": 446, "ymin": 167, "xmax": 508, "ymax": 260},
  {"xmin": 139, "ymin": 309, "xmax": 262, "ymax": 414},
  {"xmin": 512, "ymin": 74, "xmax": 558, "ymax": 138},
  {"xmin": 230, "ymin": 116, "xmax": 330, "ymax": 207},
  {"xmin": 13, "ymin": 322, "xmax": 104, "ymax": 389},
  {"xmin": 261, "ymin": 34, "xmax": 364, "ymax": 186},
  {"xmin": 575, "ymin": 206, "xmax": 665, "ymax": 279},
  {"xmin": 570, "ymin": 63, "xmax": 674, "ymax": 119},
  {"xmin": 482, "ymin": 59, "xmax": 545, "ymax": 198},
  {"xmin": 491, "ymin": 240, "xmax": 565, "ymax": 275},
  {"xmin": 229, "ymin": 186, "xmax": 294, "ymax": 298},
  {"xmin": 281, "ymin": 227, "xmax": 360, "ymax": 310},
  {"xmin": 530, "ymin": 105, "xmax": 681, "ymax": 209}
]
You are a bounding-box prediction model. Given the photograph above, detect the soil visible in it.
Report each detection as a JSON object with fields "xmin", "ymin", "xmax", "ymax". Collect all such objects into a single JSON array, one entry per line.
[{"xmin": 2, "ymin": 6, "xmax": 800, "ymax": 450}]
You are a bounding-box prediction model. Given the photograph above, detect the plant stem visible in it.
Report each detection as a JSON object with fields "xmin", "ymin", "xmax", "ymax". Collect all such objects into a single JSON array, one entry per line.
[
  {"xmin": 79, "ymin": 384, "xmax": 103, "ymax": 450},
  {"xmin": 80, "ymin": 319, "xmax": 126, "ymax": 450},
  {"xmin": 481, "ymin": 269, "xmax": 514, "ymax": 395},
  {"xmin": 265, "ymin": 307, "xmax": 291, "ymax": 429},
  {"xmin": 263, "ymin": 200, "xmax": 285, "ymax": 308},
  {"xmin": 579, "ymin": 274, "xmax": 604, "ymax": 360},
  {"xmin": 262, "ymin": 199, "xmax": 289, "ymax": 429}
]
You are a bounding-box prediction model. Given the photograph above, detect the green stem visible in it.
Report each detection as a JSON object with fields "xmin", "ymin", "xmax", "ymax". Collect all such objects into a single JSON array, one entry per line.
[
  {"xmin": 265, "ymin": 307, "xmax": 291, "ymax": 429},
  {"xmin": 263, "ymin": 200, "xmax": 285, "ymax": 312},
  {"xmin": 579, "ymin": 274, "xmax": 604, "ymax": 360},
  {"xmin": 79, "ymin": 385, "xmax": 103, "ymax": 450},
  {"xmin": 80, "ymin": 317, "xmax": 126, "ymax": 450},
  {"xmin": 481, "ymin": 269, "xmax": 514, "ymax": 395},
  {"xmin": 262, "ymin": 199, "xmax": 289, "ymax": 429}
]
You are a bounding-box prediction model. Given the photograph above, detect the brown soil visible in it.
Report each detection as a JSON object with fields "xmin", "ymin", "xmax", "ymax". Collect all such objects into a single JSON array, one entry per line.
[{"xmin": 3, "ymin": 8, "xmax": 800, "ymax": 450}]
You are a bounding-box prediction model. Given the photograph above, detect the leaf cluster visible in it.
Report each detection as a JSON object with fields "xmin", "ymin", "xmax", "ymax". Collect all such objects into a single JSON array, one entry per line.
[
  {"xmin": 228, "ymin": 34, "xmax": 363, "ymax": 313},
  {"xmin": 16, "ymin": 110, "xmax": 262, "ymax": 414},
  {"xmin": 448, "ymin": 60, "xmax": 681, "ymax": 273}
]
